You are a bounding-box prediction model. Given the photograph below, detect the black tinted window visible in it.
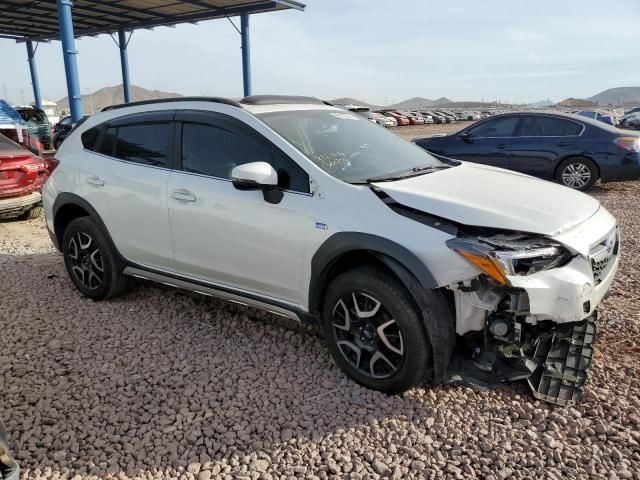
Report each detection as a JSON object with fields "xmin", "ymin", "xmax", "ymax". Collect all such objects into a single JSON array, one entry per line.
[
  {"xmin": 470, "ymin": 117, "xmax": 518, "ymax": 137},
  {"xmin": 81, "ymin": 127, "xmax": 100, "ymax": 150},
  {"xmin": 109, "ymin": 123, "xmax": 170, "ymax": 166},
  {"xmin": 517, "ymin": 116, "xmax": 582, "ymax": 137},
  {"xmin": 181, "ymin": 122, "xmax": 309, "ymax": 193},
  {"xmin": 182, "ymin": 123, "xmax": 268, "ymax": 179}
]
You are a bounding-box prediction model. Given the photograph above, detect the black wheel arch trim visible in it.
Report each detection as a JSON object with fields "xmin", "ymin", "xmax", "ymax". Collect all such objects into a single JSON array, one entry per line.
[
  {"xmin": 309, "ymin": 232, "xmax": 438, "ymax": 314},
  {"xmin": 310, "ymin": 232, "xmax": 453, "ymax": 384},
  {"xmin": 52, "ymin": 193, "xmax": 123, "ymax": 264}
]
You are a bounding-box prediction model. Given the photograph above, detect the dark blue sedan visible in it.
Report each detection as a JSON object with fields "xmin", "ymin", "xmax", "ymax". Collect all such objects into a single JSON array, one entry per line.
[{"xmin": 414, "ymin": 112, "xmax": 640, "ymax": 191}]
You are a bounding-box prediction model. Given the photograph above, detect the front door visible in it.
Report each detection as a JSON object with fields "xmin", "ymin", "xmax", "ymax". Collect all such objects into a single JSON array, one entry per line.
[
  {"xmin": 448, "ymin": 116, "xmax": 519, "ymax": 169},
  {"xmin": 167, "ymin": 111, "xmax": 313, "ymax": 306}
]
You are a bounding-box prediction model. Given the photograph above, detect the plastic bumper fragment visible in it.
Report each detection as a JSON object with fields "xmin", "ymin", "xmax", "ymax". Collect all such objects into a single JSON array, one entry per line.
[{"xmin": 528, "ymin": 317, "xmax": 596, "ymax": 406}]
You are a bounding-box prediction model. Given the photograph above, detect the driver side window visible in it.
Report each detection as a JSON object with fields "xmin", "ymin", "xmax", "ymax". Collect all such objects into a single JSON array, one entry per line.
[
  {"xmin": 180, "ymin": 119, "xmax": 310, "ymax": 194},
  {"xmin": 469, "ymin": 117, "xmax": 518, "ymax": 138}
]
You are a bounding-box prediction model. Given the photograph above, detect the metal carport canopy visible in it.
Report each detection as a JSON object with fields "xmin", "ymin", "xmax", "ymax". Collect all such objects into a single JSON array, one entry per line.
[{"xmin": 0, "ymin": 0, "xmax": 305, "ymax": 121}]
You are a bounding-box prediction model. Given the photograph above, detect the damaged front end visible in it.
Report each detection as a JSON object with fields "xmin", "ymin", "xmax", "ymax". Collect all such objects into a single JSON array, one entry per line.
[{"xmin": 445, "ymin": 230, "xmax": 617, "ymax": 406}]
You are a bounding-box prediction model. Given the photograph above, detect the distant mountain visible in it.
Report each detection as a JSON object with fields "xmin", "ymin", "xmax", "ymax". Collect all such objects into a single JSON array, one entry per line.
[
  {"xmin": 586, "ymin": 87, "xmax": 640, "ymax": 106},
  {"xmin": 388, "ymin": 97, "xmax": 453, "ymax": 110},
  {"xmin": 329, "ymin": 97, "xmax": 381, "ymax": 110},
  {"xmin": 57, "ymin": 85, "xmax": 182, "ymax": 113},
  {"xmin": 529, "ymin": 99, "xmax": 554, "ymax": 107},
  {"xmin": 555, "ymin": 97, "xmax": 598, "ymax": 108},
  {"xmin": 329, "ymin": 96, "xmax": 453, "ymax": 111}
]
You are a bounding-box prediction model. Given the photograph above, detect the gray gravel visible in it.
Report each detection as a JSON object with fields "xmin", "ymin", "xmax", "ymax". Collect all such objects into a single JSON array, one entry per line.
[{"xmin": 1, "ymin": 181, "xmax": 640, "ymax": 480}]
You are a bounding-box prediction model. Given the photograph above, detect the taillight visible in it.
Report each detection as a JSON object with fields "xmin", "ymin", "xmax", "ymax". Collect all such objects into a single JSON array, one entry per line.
[
  {"xmin": 45, "ymin": 157, "xmax": 60, "ymax": 173},
  {"xmin": 21, "ymin": 160, "xmax": 46, "ymax": 173},
  {"xmin": 614, "ymin": 136, "xmax": 640, "ymax": 152}
]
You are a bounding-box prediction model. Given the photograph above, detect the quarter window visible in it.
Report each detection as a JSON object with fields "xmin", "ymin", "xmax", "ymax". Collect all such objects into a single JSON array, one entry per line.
[{"xmin": 469, "ymin": 117, "xmax": 518, "ymax": 137}]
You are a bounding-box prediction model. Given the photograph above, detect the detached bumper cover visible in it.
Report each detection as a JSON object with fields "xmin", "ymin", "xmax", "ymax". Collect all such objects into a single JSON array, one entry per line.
[
  {"xmin": 447, "ymin": 316, "xmax": 597, "ymax": 406},
  {"xmin": 0, "ymin": 192, "xmax": 42, "ymax": 216},
  {"xmin": 528, "ymin": 318, "xmax": 596, "ymax": 406}
]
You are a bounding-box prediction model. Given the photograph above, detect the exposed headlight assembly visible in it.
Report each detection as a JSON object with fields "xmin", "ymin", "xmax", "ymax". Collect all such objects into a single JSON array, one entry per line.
[{"xmin": 447, "ymin": 234, "xmax": 573, "ymax": 286}]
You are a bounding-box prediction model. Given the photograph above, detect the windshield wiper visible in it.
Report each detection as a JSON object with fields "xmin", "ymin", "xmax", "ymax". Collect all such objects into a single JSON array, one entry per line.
[{"xmin": 362, "ymin": 165, "xmax": 449, "ymax": 183}]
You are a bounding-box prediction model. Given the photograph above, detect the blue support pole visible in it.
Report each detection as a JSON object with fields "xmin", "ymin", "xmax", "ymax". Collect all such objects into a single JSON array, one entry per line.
[
  {"xmin": 56, "ymin": 0, "xmax": 83, "ymax": 122},
  {"xmin": 118, "ymin": 28, "xmax": 132, "ymax": 103},
  {"xmin": 26, "ymin": 41, "xmax": 42, "ymax": 110},
  {"xmin": 240, "ymin": 12, "xmax": 251, "ymax": 97}
]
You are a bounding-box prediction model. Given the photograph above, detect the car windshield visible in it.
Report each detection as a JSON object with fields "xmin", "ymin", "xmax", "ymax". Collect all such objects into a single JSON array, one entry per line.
[
  {"xmin": 258, "ymin": 109, "xmax": 444, "ymax": 183},
  {"xmin": 18, "ymin": 110, "xmax": 47, "ymax": 122}
]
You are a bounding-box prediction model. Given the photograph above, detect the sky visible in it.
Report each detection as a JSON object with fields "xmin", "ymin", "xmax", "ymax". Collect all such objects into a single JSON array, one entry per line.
[{"xmin": 2, "ymin": 0, "xmax": 639, "ymax": 106}]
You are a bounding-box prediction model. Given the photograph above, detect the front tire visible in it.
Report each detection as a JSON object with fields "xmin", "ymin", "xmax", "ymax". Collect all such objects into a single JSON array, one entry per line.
[
  {"xmin": 556, "ymin": 157, "xmax": 598, "ymax": 191},
  {"xmin": 322, "ymin": 267, "xmax": 432, "ymax": 394},
  {"xmin": 62, "ymin": 217, "xmax": 129, "ymax": 300}
]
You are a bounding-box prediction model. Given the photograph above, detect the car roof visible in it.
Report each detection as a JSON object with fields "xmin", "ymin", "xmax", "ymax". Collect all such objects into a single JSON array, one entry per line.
[
  {"xmin": 480, "ymin": 110, "xmax": 624, "ymax": 132},
  {"xmin": 100, "ymin": 95, "xmax": 340, "ymax": 116},
  {"xmin": 0, "ymin": 100, "xmax": 27, "ymax": 127}
]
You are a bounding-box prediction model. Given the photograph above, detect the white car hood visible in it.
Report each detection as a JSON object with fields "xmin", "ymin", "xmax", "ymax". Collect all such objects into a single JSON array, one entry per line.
[{"xmin": 373, "ymin": 162, "xmax": 600, "ymax": 236}]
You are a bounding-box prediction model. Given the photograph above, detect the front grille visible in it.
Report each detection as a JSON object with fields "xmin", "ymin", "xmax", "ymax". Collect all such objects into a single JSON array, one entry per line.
[
  {"xmin": 591, "ymin": 256, "xmax": 612, "ymax": 285},
  {"xmin": 589, "ymin": 228, "xmax": 619, "ymax": 285}
]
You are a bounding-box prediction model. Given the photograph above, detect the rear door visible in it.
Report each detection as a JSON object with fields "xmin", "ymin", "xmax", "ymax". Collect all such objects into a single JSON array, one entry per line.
[
  {"xmin": 509, "ymin": 115, "xmax": 582, "ymax": 179},
  {"xmin": 444, "ymin": 116, "xmax": 519, "ymax": 168},
  {"xmin": 78, "ymin": 111, "xmax": 176, "ymax": 270}
]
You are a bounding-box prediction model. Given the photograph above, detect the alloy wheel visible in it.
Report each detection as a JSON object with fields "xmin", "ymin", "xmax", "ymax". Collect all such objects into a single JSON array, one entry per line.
[
  {"xmin": 67, "ymin": 232, "xmax": 104, "ymax": 290},
  {"xmin": 561, "ymin": 163, "xmax": 591, "ymax": 189},
  {"xmin": 331, "ymin": 291, "xmax": 404, "ymax": 379}
]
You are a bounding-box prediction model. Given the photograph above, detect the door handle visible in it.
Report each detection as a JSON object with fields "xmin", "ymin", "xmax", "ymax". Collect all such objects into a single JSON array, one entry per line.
[
  {"xmin": 557, "ymin": 141, "xmax": 570, "ymax": 147},
  {"xmin": 171, "ymin": 189, "xmax": 197, "ymax": 202},
  {"xmin": 86, "ymin": 175, "xmax": 105, "ymax": 187},
  {"xmin": 496, "ymin": 144, "xmax": 507, "ymax": 149}
]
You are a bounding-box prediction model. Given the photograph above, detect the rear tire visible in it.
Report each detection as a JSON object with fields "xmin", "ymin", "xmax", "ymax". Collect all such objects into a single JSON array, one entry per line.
[
  {"xmin": 19, "ymin": 206, "xmax": 43, "ymax": 220},
  {"xmin": 555, "ymin": 157, "xmax": 598, "ymax": 191},
  {"xmin": 62, "ymin": 217, "xmax": 129, "ymax": 300},
  {"xmin": 322, "ymin": 267, "xmax": 432, "ymax": 394}
]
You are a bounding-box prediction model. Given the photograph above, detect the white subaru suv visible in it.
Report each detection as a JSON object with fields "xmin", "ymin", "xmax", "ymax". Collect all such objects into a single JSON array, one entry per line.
[{"xmin": 43, "ymin": 96, "xmax": 619, "ymax": 405}]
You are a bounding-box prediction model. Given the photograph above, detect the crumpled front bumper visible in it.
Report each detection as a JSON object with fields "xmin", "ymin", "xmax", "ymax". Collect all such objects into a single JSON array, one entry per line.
[{"xmin": 508, "ymin": 252, "xmax": 619, "ymax": 324}]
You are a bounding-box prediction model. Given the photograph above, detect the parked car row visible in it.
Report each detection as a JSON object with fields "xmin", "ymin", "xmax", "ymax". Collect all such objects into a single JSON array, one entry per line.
[{"xmin": 340, "ymin": 104, "xmax": 495, "ymax": 128}]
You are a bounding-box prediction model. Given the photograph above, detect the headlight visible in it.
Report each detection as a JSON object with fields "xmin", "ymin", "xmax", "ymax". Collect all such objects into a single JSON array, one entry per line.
[{"xmin": 447, "ymin": 234, "xmax": 573, "ymax": 286}]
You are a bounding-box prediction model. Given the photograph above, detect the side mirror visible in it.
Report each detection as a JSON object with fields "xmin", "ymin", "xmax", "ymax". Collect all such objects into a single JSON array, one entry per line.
[
  {"xmin": 231, "ymin": 161, "xmax": 283, "ymax": 204},
  {"xmin": 231, "ymin": 162, "xmax": 278, "ymax": 189},
  {"xmin": 459, "ymin": 132, "xmax": 472, "ymax": 142}
]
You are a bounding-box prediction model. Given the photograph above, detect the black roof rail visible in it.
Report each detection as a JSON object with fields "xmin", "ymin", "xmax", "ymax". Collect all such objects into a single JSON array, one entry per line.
[
  {"xmin": 101, "ymin": 96, "xmax": 242, "ymax": 112},
  {"xmin": 240, "ymin": 95, "xmax": 327, "ymax": 106}
]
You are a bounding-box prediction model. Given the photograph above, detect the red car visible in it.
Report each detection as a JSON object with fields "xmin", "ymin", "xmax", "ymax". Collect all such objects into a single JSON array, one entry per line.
[
  {"xmin": 0, "ymin": 133, "xmax": 52, "ymax": 220},
  {"xmin": 383, "ymin": 111, "xmax": 410, "ymax": 126}
]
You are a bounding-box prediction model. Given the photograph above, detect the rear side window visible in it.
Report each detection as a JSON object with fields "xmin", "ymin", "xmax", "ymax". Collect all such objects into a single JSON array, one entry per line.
[
  {"xmin": 517, "ymin": 116, "xmax": 582, "ymax": 137},
  {"xmin": 95, "ymin": 123, "xmax": 171, "ymax": 167},
  {"xmin": 470, "ymin": 117, "xmax": 518, "ymax": 137}
]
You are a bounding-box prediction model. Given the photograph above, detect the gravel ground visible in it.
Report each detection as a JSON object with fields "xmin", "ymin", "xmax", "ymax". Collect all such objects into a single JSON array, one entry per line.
[
  {"xmin": 391, "ymin": 122, "xmax": 468, "ymax": 141},
  {"xmin": 1, "ymin": 180, "xmax": 640, "ymax": 479}
]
